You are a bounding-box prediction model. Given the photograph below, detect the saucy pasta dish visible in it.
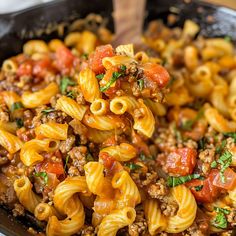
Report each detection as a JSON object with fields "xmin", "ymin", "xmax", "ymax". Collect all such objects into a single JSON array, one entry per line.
[{"xmin": 0, "ymin": 17, "xmax": 235, "ymax": 236}]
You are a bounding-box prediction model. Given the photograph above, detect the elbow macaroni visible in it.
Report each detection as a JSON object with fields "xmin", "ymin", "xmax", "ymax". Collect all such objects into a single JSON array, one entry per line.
[{"xmin": 22, "ymin": 83, "xmax": 59, "ymax": 108}]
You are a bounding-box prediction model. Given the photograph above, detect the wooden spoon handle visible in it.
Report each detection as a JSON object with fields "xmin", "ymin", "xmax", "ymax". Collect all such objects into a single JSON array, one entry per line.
[{"xmin": 112, "ymin": 0, "xmax": 146, "ymax": 46}]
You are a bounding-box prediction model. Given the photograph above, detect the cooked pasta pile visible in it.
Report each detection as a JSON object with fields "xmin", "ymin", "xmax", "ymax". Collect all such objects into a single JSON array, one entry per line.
[{"xmin": 0, "ymin": 18, "xmax": 235, "ymax": 236}]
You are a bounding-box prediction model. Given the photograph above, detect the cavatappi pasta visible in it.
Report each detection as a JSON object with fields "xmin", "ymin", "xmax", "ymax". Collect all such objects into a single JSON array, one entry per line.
[{"xmin": 0, "ymin": 16, "xmax": 235, "ymax": 236}]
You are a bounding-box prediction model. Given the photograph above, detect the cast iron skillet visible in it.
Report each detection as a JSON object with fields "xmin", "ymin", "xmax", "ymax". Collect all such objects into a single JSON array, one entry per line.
[{"xmin": 0, "ymin": 0, "xmax": 236, "ymax": 235}]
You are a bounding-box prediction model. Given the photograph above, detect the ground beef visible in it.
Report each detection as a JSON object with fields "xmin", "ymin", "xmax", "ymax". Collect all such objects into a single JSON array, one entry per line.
[
  {"xmin": 227, "ymin": 209, "xmax": 236, "ymax": 227},
  {"xmin": 198, "ymin": 148, "xmax": 215, "ymax": 175},
  {"xmin": 159, "ymin": 195, "xmax": 179, "ymax": 217},
  {"xmin": 68, "ymin": 146, "xmax": 87, "ymax": 175},
  {"xmin": 59, "ymin": 135, "xmax": 75, "ymax": 153},
  {"xmin": 147, "ymin": 178, "xmax": 168, "ymax": 199},
  {"xmin": 69, "ymin": 119, "xmax": 88, "ymax": 144},
  {"xmin": 76, "ymin": 92, "xmax": 86, "ymax": 105},
  {"xmin": 23, "ymin": 109, "xmax": 35, "ymax": 128},
  {"xmin": 128, "ymin": 205, "xmax": 148, "ymax": 236},
  {"xmin": 17, "ymin": 127, "xmax": 35, "ymax": 142},
  {"xmin": 12, "ymin": 203, "xmax": 25, "ymax": 217},
  {"xmin": 155, "ymin": 125, "xmax": 179, "ymax": 153},
  {"xmin": 131, "ymin": 171, "xmax": 158, "ymax": 188},
  {"xmin": 0, "ymin": 185, "xmax": 17, "ymax": 205},
  {"xmin": 182, "ymin": 223, "xmax": 206, "ymax": 236}
]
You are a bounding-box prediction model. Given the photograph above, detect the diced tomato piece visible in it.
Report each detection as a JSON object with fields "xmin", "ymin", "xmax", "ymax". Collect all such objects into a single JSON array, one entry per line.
[
  {"xmin": 55, "ymin": 45, "xmax": 74, "ymax": 74},
  {"xmin": 143, "ymin": 63, "xmax": 170, "ymax": 88},
  {"xmin": 88, "ymin": 44, "xmax": 114, "ymax": 74},
  {"xmin": 166, "ymin": 148, "xmax": 197, "ymax": 176},
  {"xmin": 213, "ymin": 167, "xmax": 236, "ymax": 190},
  {"xmin": 33, "ymin": 58, "xmax": 52, "ymax": 78},
  {"xmin": 99, "ymin": 152, "xmax": 123, "ymax": 176},
  {"xmin": 186, "ymin": 169, "xmax": 220, "ymax": 203},
  {"xmin": 17, "ymin": 60, "xmax": 33, "ymax": 76},
  {"xmin": 99, "ymin": 152, "xmax": 116, "ymax": 169},
  {"xmin": 131, "ymin": 130, "xmax": 150, "ymax": 156},
  {"xmin": 40, "ymin": 160, "xmax": 64, "ymax": 176}
]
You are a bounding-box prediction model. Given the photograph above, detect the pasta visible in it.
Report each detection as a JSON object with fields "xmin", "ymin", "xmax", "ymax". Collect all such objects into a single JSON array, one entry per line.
[
  {"xmin": 20, "ymin": 139, "xmax": 59, "ymax": 166},
  {"xmin": 82, "ymin": 111, "xmax": 124, "ymax": 130},
  {"xmin": 100, "ymin": 143, "xmax": 137, "ymax": 162},
  {"xmin": 35, "ymin": 122, "xmax": 68, "ymax": 140},
  {"xmin": 144, "ymin": 199, "xmax": 167, "ymax": 235},
  {"xmin": 14, "ymin": 176, "xmax": 41, "ymax": 213},
  {"xmin": 97, "ymin": 207, "xmax": 136, "ymax": 236},
  {"xmin": 0, "ymin": 17, "xmax": 235, "ymax": 236},
  {"xmin": 77, "ymin": 68, "xmax": 101, "ymax": 103},
  {"xmin": 22, "ymin": 82, "xmax": 59, "ymax": 108},
  {"xmin": 55, "ymin": 96, "xmax": 88, "ymax": 121},
  {"xmin": 35, "ymin": 203, "xmax": 60, "ymax": 221},
  {"xmin": 112, "ymin": 170, "xmax": 141, "ymax": 208},
  {"xmin": 0, "ymin": 129, "xmax": 23, "ymax": 154},
  {"xmin": 47, "ymin": 176, "xmax": 89, "ymax": 236},
  {"xmin": 90, "ymin": 98, "xmax": 109, "ymax": 115},
  {"xmin": 84, "ymin": 162, "xmax": 113, "ymax": 197},
  {"xmin": 165, "ymin": 185, "xmax": 197, "ymax": 233}
]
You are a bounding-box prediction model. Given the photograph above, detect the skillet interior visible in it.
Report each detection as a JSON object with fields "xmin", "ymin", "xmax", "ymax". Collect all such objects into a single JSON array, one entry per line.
[{"xmin": 0, "ymin": 0, "xmax": 236, "ymax": 235}]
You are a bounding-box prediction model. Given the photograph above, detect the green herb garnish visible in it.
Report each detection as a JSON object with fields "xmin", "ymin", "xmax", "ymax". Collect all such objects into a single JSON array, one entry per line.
[
  {"xmin": 66, "ymin": 90, "xmax": 76, "ymax": 99},
  {"xmin": 34, "ymin": 172, "xmax": 48, "ymax": 185},
  {"xmin": 86, "ymin": 153, "xmax": 94, "ymax": 162},
  {"xmin": 211, "ymin": 160, "xmax": 217, "ymax": 168},
  {"xmin": 216, "ymin": 139, "xmax": 227, "ymax": 154},
  {"xmin": 198, "ymin": 137, "xmax": 206, "ymax": 150},
  {"xmin": 181, "ymin": 109, "xmax": 204, "ymax": 131},
  {"xmin": 137, "ymin": 79, "xmax": 144, "ymax": 90},
  {"xmin": 16, "ymin": 118, "xmax": 24, "ymax": 128},
  {"xmin": 211, "ymin": 207, "xmax": 230, "ymax": 229},
  {"xmin": 11, "ymin": 102, "xmax": 24, "ymax": 112},
  {"xmin": 173, "ymin": 124, "xmax": 182, "ymax": 141},
  {"xmin": 100, "ymin": 65, "xmax": 126, "ymax": 92},
  {"xmin": 223, "ymin": 132, "xmax": 236, "ymax": 143},
  {"xmin": 139, "ymin": 152, "xmax": 154, "ymax": 161},
  {"xmin": 194, "ymin": 185, "xmax": 203, "ymax": 191},
  {"xmin": 218, "ymin": 151, "xmax": 232, "ymax": 183},
  {"xmin": 125, "ymin": 162, "xmax": 142, "ymax": 171},
  {"xmin": 41, "ymin": 108, "xmax": 55, "ymax": 115},
  {"xmin": 167, "ymin": 174, "xmax": 201, "ymax": 187},
  {"xmin": 100, "ymin": 71, "xmax": 122, "ymax": 92},
  {"xmin": 60, "ymin": 77, "xmax": 76, "ymax": 94},
  {"xmin": 64, "ymin": 155, "xmax": 70, "ymax": 171},
  {"xmin": 96, "ymin": 74, "xmax": 104, "ymax": 80},
  {"xmin": 120, "ymin": 65, "xmax": 126, "ymax": 72},
  {"xmin": 81, "ymin": 53, "xmax": 88, "ymax": 60}
]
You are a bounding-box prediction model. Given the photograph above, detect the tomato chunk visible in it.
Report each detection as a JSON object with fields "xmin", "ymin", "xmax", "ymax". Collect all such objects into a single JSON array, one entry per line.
[
  {"xmin": 213, "ymin": 167, "xmax": 236, "ymax": 190},
  {"xmin": 33, "ymin": 58, "xmax": 52, "ymax": 78},
  {"xmin": 99, "ymin": 152, "xmax": 123, "ymax": 176},
  {"xmin": 39, "ymin": 160, "xmax": 64, "ymax": 176},
  {"xmin": 55, "ymin": 45, "xmax": 74, "ymax": 74},
  {"xmin": 166, "ymin": 148, "xmax": 197, "ymax": 176},
  {"xmin": 17, "ymin": 60, "xmax": 33, "ymax": 76},
  {"xmin": 143, "ymin": 63, "xmax": 170, "ymax": 88},
  {"xmin": 88, "ymin": 44, "xmax": 114, "ymax": 74},
  {"xmin": 186, "ymin": 169, "xmax": 220, "ymax": 203},
  {"xmin": 99, "ymin": 152, "xmax": 116, "ymax": 169}
]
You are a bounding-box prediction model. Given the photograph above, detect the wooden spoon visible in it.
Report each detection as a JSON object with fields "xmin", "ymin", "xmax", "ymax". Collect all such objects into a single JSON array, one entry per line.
[{"xmin": 112, "ymin": 0, "xmax": 146, "ymax": 48}]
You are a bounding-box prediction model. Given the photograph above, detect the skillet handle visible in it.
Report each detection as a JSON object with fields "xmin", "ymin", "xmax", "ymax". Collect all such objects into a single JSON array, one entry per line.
[{"xmin": 112, "ymin": 0, "xmax": 146, "ymax": 46}]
